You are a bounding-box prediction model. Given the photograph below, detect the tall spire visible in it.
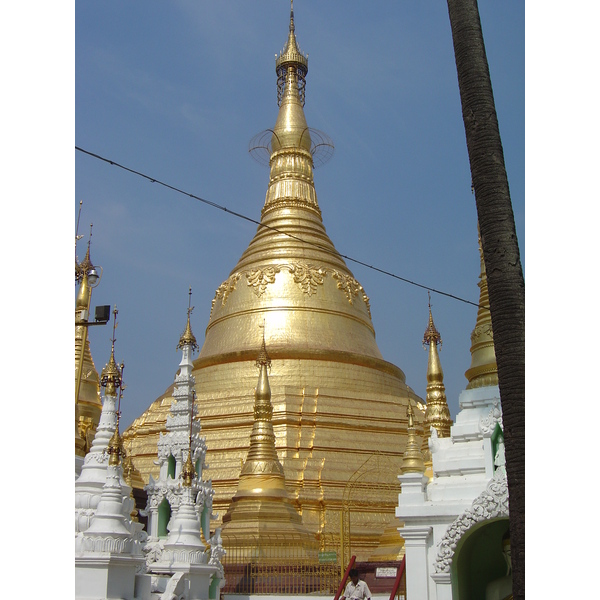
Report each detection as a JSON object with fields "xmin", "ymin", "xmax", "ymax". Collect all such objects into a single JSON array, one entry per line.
[
  {"xmin": 465, "ymin": 229, "xmax": 498, "ymax": 388},
  {"xmin": 422, "ymin": 295, "xmax": 452, "ymax": 438},
  {"xmin": 276, "ymin": 0, "xmax": 308, "ymax": 108},
  {"xmin": 262, "ymin": 2, "xmax": 321, "ymax": 220},
  {"xmin": 75, "ymin": 222, "xmax": 103, "ymax": 457}
]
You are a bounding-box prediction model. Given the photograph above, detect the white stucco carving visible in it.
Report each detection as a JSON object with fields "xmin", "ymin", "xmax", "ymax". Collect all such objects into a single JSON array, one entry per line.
[{"xmin": 433, "ymin": 465, "xmax": 509, "ymax": 574}]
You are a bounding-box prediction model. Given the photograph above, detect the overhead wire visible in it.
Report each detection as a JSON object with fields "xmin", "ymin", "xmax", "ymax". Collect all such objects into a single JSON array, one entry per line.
[{"xmin": 75, "ymin": 146, "xmax": 485, "ymax": 310}]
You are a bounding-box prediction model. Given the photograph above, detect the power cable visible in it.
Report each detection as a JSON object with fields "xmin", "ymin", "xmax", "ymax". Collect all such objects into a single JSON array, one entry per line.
[{"xmin": 75, "ymin": 146, "xmax": 484, "ymax": 309}]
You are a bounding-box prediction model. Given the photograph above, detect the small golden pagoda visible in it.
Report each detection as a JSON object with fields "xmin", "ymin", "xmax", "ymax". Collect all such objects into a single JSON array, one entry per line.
[
  {"xmin": 220, "ymin": 334, "xmax": 316, "ymax": 558},
  {"xmin": 75, "ymin": 236, "xmax": 103, "ymax": 456},
  {"xmin": 400, "ymin": 401, "xmax": 426, "ymax": 476},
  {"xmin": 125, "ymin": 4, "xmax": 424, "ymax": 560},
  {"xmin": 465, "ymin": 230, "xmax": 498, "ymax": 388},
  {"xmin": 422, "ymin": 298, "xmax": 453, "ymax": 438}
]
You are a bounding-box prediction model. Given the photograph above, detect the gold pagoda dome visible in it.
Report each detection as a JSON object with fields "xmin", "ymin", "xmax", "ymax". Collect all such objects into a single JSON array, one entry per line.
[
  {"xmin": 201, "ymin": 4, "xmax": 382, "ymax": 366},
  {"xmin": 126, "ymin": 4, "xmax": 423, "ymax": 561}
]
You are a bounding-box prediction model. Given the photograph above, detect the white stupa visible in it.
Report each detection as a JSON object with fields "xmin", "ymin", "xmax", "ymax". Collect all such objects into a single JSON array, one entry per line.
[
  {"xmin": 143, "ymin": 290, "xmax": 224, "ymax": 599},
  {"xmin": 76, "ymin": 307, "xmax": 129, "ymax": 534},
  {"xmin": 76, "ymin": 312, "xmax": 151, "ymax": 599}
]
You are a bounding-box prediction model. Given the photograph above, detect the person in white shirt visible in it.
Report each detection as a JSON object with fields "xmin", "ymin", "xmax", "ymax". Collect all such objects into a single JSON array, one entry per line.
[{"xmin": 341, "ymin": 568, "xmax": 372, "ymax": 600}]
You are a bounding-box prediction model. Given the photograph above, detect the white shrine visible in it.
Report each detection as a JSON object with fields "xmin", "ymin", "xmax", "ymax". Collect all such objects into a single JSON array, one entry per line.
[
  {"xmin": 397, "ymin": 242, "xmax": 512, "ymax": 600},
  {"xmin": 75, "ymin": 299, "xmax": 225, "ymax": 600},
  {"xmin": 143, "ymin": 291, "xmax": 224, "ymax": 599},
  {"xmin": 76, "ymin": 310, "xmax": 151, "ymax": 599}
]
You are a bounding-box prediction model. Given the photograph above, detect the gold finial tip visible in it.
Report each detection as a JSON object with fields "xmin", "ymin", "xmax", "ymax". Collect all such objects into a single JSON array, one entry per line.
[
  {"xmin": 276, "ymin": 1, "xmax": 307, "ymax": 71},
  {"xmin": 256, "ymin": 323, "xmax": 272, "ymax": 368},
  {"xmin": 178, "ymin": 289, "xmax": 199, "ymax": 351},
  {"xmin": 423, "ymin": 299, "xmax": 442, "ymax": 348}
]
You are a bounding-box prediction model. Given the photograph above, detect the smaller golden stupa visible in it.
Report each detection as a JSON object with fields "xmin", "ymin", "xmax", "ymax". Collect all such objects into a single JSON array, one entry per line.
[
  {"xmin": 465, "ymin": 230, "xmax": 498, "ymax": 388},
  {"xmin": 422, "ymin": 297, "xmax": 453, "ymax": 439},
  {"xmin": 220, "ymin": 330, "xmax": 316, "ymax": 559},
  {"xmin": 400, "ymin": 401, "xmax": 426, "ymax": 476},
  {"xmin": 75, "ymin": 232, "xmax": 103, "ymax": 456}
]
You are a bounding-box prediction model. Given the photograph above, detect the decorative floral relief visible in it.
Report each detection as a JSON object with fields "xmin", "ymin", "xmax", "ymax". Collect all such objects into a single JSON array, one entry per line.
[
  {"xmin": 289, "ymin": 262, "xmax": 326, "ymax": 295},
  {"xmin": 479, "ymin": 398, "xmax": 503, "ymax": 436},
  {"xmin": 210, "ymin": 263, "xmax": 372, "ymax": 318},
  {"xmin": 211, "ymin": 273, "xmax": 242, "ymax": 316},
  {"xmin": 433, "ymin": 466, "xmax": 509, "ymax": 574},
  {"xmin": 471, "ymin": 323, "xmax": 493, "ymax": 344},
  {"xmin": 332, "ymin": 270, "xmax": 372, "ymax": 317},
  {"xmin": 332, "ymin": 270, "xmax": 360, "ymax": 303},
  {"xmin": 246, "ymin": 266, "xmax": 281, "ymax": 297},
  {"xmin": 208, "ymin": 528, "xmax": 226, "ymax": 583},
  {"xmin": 360, "ymin": 287, "xmax": 372, "ymax": 318}
]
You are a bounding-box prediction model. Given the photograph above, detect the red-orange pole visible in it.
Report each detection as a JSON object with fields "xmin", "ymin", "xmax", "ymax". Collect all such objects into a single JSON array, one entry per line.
[
  {"xmin": 388, "ymin": 556, "xmax": 406, "ymax": 600},
  {"xmin": 334, "ymin": 555, "xmax": 356, "ymax": 600}
]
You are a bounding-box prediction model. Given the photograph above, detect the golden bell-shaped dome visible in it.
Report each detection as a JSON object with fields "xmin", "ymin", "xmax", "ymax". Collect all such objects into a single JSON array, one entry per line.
[{"xmin": 125, "ymin": 6, "xmax": 423, "ymax": 561}]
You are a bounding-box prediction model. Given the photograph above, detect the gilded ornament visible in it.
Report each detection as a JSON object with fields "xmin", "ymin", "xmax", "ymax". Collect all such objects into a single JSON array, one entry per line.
[
  {"xmin": 332, "ymin": 270, "xmax": 358, "ymax": 303},
  {"xmin": 360, "ymin": 287, "xmax": 372, "ymax": 318},
  {"xmin": 246, "ymin": 265, "xmax": 281, "ymax": 296},
  {"xmin": 289, "ymin": 262, "xmax": 326, "ymax": 295},
  {"xmin": 470, "ymin": 322, "xmax": 493, "ymax": 344},
  {"xmin": 212, "ymin": 273, "xmax": 242, "ymax": 314}
]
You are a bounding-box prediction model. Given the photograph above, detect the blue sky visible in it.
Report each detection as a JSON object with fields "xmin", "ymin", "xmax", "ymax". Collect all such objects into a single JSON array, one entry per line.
[{"xmin": 74, "ymin": 1, "xmax": 524, "ymax": 429}]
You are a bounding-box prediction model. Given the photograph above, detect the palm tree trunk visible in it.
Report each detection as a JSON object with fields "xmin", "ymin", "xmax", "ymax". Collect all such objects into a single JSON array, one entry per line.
[{"xmin": 445, "ymin": 1, "xmax": 525, "ymax": 598}]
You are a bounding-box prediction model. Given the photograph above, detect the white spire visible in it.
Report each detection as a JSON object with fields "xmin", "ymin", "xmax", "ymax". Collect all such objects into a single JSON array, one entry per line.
[
  {"xmin": 142, "ymin": 295, "xmax": 222, "ymax": 594},
  {"xmin": 74, "ymin": 379, "xmax": 119, "ymax": 533}
]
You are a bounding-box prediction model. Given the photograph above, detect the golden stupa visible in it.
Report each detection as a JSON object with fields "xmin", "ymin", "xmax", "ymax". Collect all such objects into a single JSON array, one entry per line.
[
  {"xmin": 75, "ymin": 239, "xmax": 103, "ymax": 456},
  {"xmin": 422, "ymin": 299, "xmax": 453, "ymax": 439},
  {"xmin": 465, "ymin": 229, "xmax": 498, "ymax": 389},
  {"xmin": 220, "ymin": 334, "xmax": 316, "ymax": 558},
  {"xmin": 124, "ymin": 5, "xmax": 424, "ymax": 561}
]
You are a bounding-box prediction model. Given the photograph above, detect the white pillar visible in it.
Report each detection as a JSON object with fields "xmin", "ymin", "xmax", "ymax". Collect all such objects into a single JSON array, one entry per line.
[
  {"xmin": 431, "ymin": 571, "xmax": 452, "ymax": 600},
  {"xmin": 401, "ymin": 526, "xmax": 432, "ymax": 600},
  {"xmin": 148, "ymin": 505, "xmax": 159, "ymax": 538}
]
